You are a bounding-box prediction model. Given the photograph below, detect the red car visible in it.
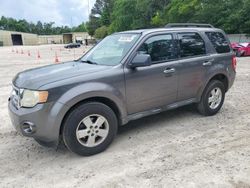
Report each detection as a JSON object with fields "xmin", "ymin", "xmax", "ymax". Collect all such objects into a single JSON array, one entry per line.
[
  {"xmin": 231, "ymin": 42, "xmax": 250, "ymax": 57},
  {"xmin": 231, "ymin": 42, "xmax": 239, "ymax": 49}
]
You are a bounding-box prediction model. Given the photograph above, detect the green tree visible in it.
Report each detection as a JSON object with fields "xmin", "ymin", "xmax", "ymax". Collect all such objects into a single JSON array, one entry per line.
[
  {"xmin": 0, "ymin": 16, "xmax": 87, "ymax": 35},
  {"xmin": 35, "ymin": 21, "xmax": 44, "ymax": 34},
  {"xmin": 133, "ymin": 0, "xmax": 170, "ymax": 29},
  {"xmin": 1, "ymin": 0, "xmax": 250, "ymax": 35},
  {"xmin": 87, "ymin": 0, "xmax": 170, "ymax": 34},
  {"xmin": 86, "ymin": 0, "xmax": 114, "ymax": 36},
  {"xmin": 94, "ymin": 25, "xmax": 109, "ymax": 39},
  {"xmin": 91, "ymin": 0, "xmax": 114, "ymax": 26},
  {"xmin": 109, "ymin": 0, "xmax": 137, "ymax": 32},
  {"xmin": 151, "ymin": 12, "xmax": 165, "ymax": 27},
  {"xmin": 73, "ymin": 22, "xmax": 87, "ymax": 32},
  {"xmin": 164, "ymin": 0, "xmax": 202, "ymax": 23},
  {"xmin": 240, "ymin": 0, "xmax": 250, "ymax": 34},
  {"xmin": 196, "ymin": 0, "xmax": 246, "ymax": 33},
  {"xmin": 86, "ymin": 15, "xmax": 101, "ymax": 36}
]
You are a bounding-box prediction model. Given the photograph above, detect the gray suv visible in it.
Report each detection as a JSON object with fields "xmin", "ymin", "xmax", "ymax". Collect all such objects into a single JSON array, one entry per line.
[{"xmin": 8, "ymin": 24, "xmax": 236, "ymax": 156}]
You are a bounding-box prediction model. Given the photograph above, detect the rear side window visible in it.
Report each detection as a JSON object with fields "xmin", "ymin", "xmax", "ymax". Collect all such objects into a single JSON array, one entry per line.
[
  {"xmin": 177, "ymin": 33, "xmax": 206, "ymax": 58},
  {"xmin": 206, "ymin": 32, "xmax": 231, "ymax": 54}
]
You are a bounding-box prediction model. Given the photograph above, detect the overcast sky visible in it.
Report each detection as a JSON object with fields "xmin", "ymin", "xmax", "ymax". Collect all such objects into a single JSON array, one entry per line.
[{"xmin": 0, "ymin": 0, "xmax": 96, "ymax": 26}]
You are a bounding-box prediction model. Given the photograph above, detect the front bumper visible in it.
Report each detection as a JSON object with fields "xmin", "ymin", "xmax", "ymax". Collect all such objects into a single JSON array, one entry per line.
[{"xmin": 8, "ymin": 99, "xmax": 67, "ymax": 147}]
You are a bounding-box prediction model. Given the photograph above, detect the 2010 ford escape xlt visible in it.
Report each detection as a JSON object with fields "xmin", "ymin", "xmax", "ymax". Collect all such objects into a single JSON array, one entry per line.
[{"xmin": 8, "ymin": 24, "xmax": 236, "ymax": 156}]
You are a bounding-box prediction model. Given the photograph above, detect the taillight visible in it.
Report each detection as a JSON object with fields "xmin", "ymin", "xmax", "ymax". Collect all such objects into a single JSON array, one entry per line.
[{"xmin": 232, "ymin": 55, "xmax": 237, "ymax": 72}]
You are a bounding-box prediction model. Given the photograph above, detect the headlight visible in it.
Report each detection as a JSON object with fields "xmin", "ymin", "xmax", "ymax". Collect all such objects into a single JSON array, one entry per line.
[{"xmin": 20, "ymin": 89, "xmax": 48, "ymax": 108}]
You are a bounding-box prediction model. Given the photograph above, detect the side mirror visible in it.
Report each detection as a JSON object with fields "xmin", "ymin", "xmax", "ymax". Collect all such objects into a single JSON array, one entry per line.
[{"xmin": 128, "ymin": 54, "xmax": 152, "ymax": 68}]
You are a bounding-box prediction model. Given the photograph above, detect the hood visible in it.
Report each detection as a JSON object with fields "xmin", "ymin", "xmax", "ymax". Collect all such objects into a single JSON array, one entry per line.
[
  {"xmin": 13, "ymin": 61, "xmax": 110, "ymax": 89},
  {"xmin": 239, "ymin": 43, "xmax": 249, "ymax": 47},
  {"xmin": 233, "ymin": 46, "xmax": 243, "ymax": 49}
]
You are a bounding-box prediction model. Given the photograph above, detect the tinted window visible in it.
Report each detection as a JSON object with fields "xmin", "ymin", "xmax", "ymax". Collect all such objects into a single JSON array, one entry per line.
[
  {"xmin": 138, "ymin": 34, "xmax": 176, "ymax": 62},
  {"xmin": 178, "ymin": 33, "xmax": 206, "ymax": 57},
  {"xmin": 206, "ymin": 32, "xmax": 231, "ymax": 53}
]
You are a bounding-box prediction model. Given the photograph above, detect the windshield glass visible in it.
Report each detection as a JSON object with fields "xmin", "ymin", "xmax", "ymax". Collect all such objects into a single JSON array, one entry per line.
[{"xmin": 81, "ymin": 33, "xmax": 140, "ymax": 66}]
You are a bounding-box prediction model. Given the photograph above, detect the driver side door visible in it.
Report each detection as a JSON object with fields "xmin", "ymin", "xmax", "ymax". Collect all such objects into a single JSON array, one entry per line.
[{"xmin": 124, "ymin": 33, "xmax": 179, "ymax": 114}]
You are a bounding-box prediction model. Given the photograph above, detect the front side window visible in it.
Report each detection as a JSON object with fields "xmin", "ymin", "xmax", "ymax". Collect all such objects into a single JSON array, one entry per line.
[
  {"xmin": 137, "ymin": 34, "xmax": 176, "ymax": 63},
  {"xmin": 206, "ymin": 32, "xmax": 230, "ymax": 54},
  {"xmin": 81, "ymin": 34, "xmax": 140, "ymax": 66},
  {"xmin": 178, "ymin": 33, "xmax": 206, "ymax": 58}
]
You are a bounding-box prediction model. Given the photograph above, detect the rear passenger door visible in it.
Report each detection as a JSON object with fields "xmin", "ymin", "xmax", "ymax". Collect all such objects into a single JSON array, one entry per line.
[{"xmin": 176, "ymin": 32, "xmax": 213, "ymax": 101}]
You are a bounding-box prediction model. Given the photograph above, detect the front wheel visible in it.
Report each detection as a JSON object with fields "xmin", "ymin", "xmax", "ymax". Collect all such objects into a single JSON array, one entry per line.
[
  {"xmin": 63, "ymin": 102, "xmax": 118, "ymax": 156},
  {"xmin": 197, "ymin": 80, "xmax": 225, "ymax": 116}
]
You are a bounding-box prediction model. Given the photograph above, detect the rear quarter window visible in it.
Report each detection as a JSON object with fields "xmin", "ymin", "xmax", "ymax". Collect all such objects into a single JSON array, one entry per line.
[{"xmin": 206, "ymin": 32, "xmax": 231, "ymax": 54}]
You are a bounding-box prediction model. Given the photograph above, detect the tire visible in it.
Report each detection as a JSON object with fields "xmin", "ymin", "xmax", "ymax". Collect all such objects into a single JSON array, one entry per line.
[
  {"xmin": 197, "ymin": 80, "xmax": 225, "ymax": 116},
  {"xmin": 63, "ymin": 102, "xmax": 118, "ymax": 156}
]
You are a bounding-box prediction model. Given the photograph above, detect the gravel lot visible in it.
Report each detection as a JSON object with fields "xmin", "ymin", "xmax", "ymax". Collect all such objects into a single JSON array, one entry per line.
[{"xmin": 0, "ymin": 45, "xmax": 250, "ymax": 188}]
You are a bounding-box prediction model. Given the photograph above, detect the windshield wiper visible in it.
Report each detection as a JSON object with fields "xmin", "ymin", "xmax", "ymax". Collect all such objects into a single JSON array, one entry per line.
[{"xmin": 79, "ymin": 60, "xmax": 98, "ymax": 65}]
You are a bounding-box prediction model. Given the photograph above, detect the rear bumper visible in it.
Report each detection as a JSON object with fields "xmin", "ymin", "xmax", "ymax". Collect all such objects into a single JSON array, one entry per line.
[
  {"xmin": 8, "ymin": 99, "xmax": 68, "ymax": 148},
  {"xmin": 228, "ymin": 69, "xmax": 236, "ymax": 91}
]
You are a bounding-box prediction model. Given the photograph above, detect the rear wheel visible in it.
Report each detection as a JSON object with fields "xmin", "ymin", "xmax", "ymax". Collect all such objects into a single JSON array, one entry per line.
[
  {"xmin": 197, "ymin": 80, "xmax": 225, "ymax": 116},
  {"xmin": 63, "ymin": 102, "xmax": 118, "ymax": 156}
]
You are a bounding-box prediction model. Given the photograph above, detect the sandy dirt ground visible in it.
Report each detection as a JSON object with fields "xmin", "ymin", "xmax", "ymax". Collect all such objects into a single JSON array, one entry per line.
[{"xmin": 0, "ymin": 45, "xmax": 250, "ymax": 188}]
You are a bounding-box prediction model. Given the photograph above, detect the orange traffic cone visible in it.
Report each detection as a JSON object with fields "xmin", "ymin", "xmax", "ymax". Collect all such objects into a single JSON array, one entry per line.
[
  {"xmin": 37, "ymin": 51, "xmax": 41, "ymax": 59},
  {"xmin": 55, "ymin": 52, "xmax": 59, "ymax": 63}
]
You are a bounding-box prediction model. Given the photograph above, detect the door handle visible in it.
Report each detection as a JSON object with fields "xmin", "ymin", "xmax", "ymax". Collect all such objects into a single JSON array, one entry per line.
[
  {"xmin": 163, "ymin": 68, "xmax": 176, "ymax": 74},
  {"xmin": 203, "ymin": 59, "xmax": 214, "ymax": 66}
]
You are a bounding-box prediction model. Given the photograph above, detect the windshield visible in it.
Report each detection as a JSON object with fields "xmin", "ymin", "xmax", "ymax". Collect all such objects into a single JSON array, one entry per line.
[{"xmin": 81, "ymin": 33, "xmax": 140, "ymax": 66}]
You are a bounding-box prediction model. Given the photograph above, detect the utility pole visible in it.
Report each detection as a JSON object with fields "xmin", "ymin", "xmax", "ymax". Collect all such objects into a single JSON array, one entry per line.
[{"xmin": 88, "ymin": 0, "xmax": 90, "ymax": 16}]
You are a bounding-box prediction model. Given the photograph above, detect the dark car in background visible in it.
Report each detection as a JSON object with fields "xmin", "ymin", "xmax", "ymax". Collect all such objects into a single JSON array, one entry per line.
[{"xmin": 64, "ymin": 43, "xmax": 81, "ymax": 48}]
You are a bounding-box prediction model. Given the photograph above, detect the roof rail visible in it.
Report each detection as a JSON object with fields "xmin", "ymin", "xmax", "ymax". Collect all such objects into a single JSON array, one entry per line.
[{"xmin": 165, "ymin": 23, "xmax": 214, "ymax": 28}]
